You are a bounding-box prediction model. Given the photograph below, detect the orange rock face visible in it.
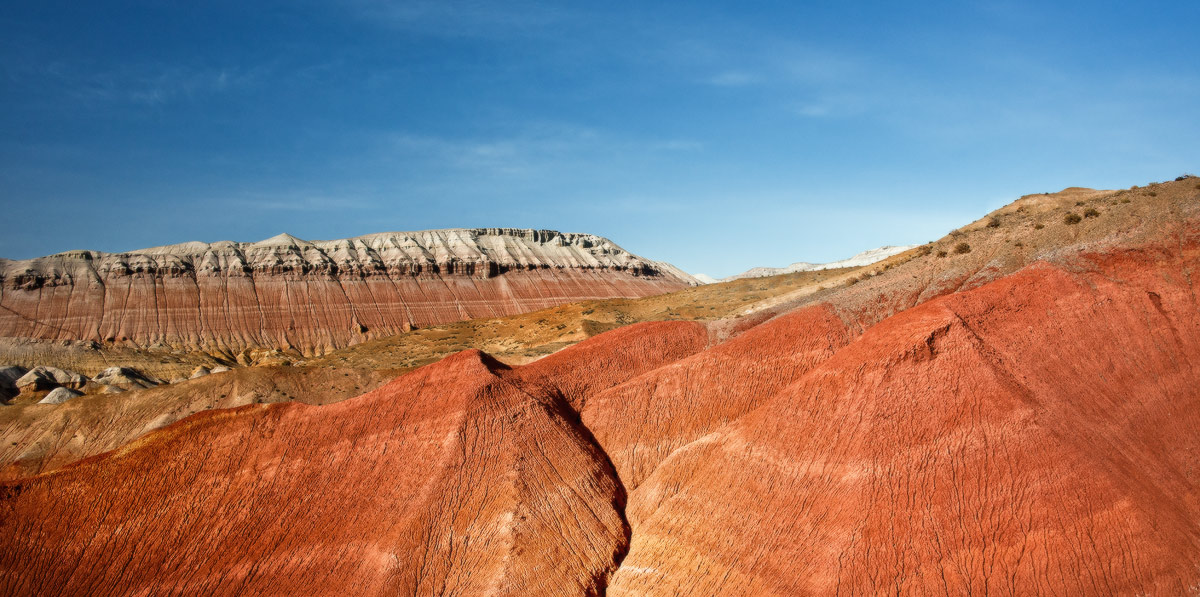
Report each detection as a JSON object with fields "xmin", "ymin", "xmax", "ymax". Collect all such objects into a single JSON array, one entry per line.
[
  {"xmin": 607, "ymin": 242, "xmax": 1200, "ymax": 595},
  {"xmin": 0, "ymin": 322, "xmax": 709, "ymax": 595},
  {"xmin": 2, "ymin": 351, "xmax": 616, "ymax": 595},
  {"xmin": 3, "ymin": 229, "xmax": 1200, "ymax": 593},
  {"xmin": 0, "ymin": 229, "xmax": 694, "ymax": 356}
]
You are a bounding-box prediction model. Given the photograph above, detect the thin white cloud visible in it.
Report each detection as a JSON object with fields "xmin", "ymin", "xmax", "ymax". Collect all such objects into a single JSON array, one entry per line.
[
  {"xmin": 385, "ymin": 124, "xmax": 701, "ymax": 177},
  {"xmin": 653, "ymin": 139, "xmax": 705, "ymax": 151},
  {"xmin": 345, "ymin": 0, "xmax": 569, "ymax": 37},
  {"xmin": 84, "ymin": 66, "xmax": 259, "ymax": 105},
  {"xmin": 794, "ymin": 103, "xmax": 832, "ymax": 118},
  {"xmin": 14, "ymin": 62, "xmax": 263, "ymax": 107},
  {"xmin": 231, "ymin": 194, "xmax": 373, "ymax": 212},
  {"xmin": 705, "ymin": 71, "xmax": 760, "ymax": 87}
]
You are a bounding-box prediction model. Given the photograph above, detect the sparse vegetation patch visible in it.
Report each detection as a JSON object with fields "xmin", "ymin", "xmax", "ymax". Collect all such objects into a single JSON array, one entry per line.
[
  {"xmin": 1064, "ymin": 213, "xmax": 1082, "ymax": 225},
  {"xmin": 1083, "ymin": 208, "xmax": 1100, "ymax": 218},
  {"xmin": 954, "ymin": 242, "xmax": 971, "ymax": 254}
]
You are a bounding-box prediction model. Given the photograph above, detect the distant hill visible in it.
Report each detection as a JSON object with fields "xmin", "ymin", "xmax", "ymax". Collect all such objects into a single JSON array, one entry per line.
[
  {"xmin": 696, "ymin": 244, "xmax": 916, "ymax": 283},
  {"xmin": 0, "ymin": 228, "xmax": 696, "ymax": 358}
]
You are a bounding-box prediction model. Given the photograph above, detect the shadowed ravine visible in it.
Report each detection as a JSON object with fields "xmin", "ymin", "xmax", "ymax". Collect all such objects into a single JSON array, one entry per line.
[{"xmin": 542, "ymin": 390, "xmax": 633, "ymax": 596}]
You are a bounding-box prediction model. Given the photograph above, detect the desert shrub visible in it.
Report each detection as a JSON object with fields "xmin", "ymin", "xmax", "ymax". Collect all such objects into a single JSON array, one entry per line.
[
  {"xmin": 986, "ymin": 217, "xmax": 1000, "ymax": 228},
  {"xmin": 1014, "ymin": 241, "xmax": 1024, "ymax": 247},
  {"xmin": 1034, "ymin": 223, "xmax": 1045, "ymax": 230},
  {"xmin": 917, "ymin": 245, "xmax": 933, "ymax": 257},
  {"xmin": 844, "ymin": 276, "xmax": 859, "ymax": 287},
  {"xmin": 1064, "ymin": 213, "xmax": 1082, "ymax": 224},
  {"xmin": 1083, "ymin": 208, "xmax": 1100, "ymax": 218},
  {"xmin": 954, "ymin": 242, "xmax": 971, "ymax": 254},
  {"xmin": 1121, "ymin": 198, "xmax": 1131, "ymax": 203},
  {"xmin": 937, "ymin": 250, "xmax": 948, "ymax": 258},
  {"xmin": 1148, "ymin": 191, "xmax": 1158, "ymax": 197},
  {"xmin": 1075, "ymin": 201, "xmax": 1085, "ymax": 206}
]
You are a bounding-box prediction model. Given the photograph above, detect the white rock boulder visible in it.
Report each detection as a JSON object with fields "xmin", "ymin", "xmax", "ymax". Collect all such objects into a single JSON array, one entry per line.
[
  {"xmin": 38, "ymin": 387, "xmax": 84, "ymax": 405},
  {"xmin": 16, "ymin": 366, "xmax": 88, "ymax": 392},
  {"xmin": 93, "ymin": 366, "xmax": 161, "ymax": 390}
]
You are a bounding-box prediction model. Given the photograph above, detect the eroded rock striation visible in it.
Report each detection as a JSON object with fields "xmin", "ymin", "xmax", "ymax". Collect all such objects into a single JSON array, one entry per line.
[
  {"xmin": 0, "ymin": 323, "xmax": 709, "ymax": 595},
  {"xmin": 606, "ymin": 242, "xmax": 1200, "ymax": 595},
  {"xmin": 0, "ymin": 229, "xmax": 695, "ymax": 356},
  {"xmin": 3, "ymin": 181, "xmax": 1199, "ymax": 594}
]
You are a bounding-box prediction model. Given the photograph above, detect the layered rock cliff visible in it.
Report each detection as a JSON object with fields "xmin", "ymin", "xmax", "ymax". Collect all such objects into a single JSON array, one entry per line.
[{"xmin": 0, "ymin": 228, "xmax": 695, "ymax": 356}]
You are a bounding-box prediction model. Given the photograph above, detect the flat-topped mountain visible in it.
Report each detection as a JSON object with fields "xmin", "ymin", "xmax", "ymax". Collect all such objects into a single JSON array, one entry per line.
[{"xmin": 0, "ymin": 228, "xmax": 695, "ymax": 357}]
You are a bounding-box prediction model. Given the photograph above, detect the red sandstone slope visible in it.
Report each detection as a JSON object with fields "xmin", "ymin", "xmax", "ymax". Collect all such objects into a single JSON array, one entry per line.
[
  {"xmin": 0, "ymin": 321, "xmax": 709, "ymax": 596},
  {"xmin": 608, "ymin": 240, "xmax": 1200, "ymax": 595},
  {"xmin": 580, "ymin": 304, "xmax": 853, "ymax": 489},
  {"xmin": 0, "ymin": 228, "xmax": 693, "ymax": 357}
]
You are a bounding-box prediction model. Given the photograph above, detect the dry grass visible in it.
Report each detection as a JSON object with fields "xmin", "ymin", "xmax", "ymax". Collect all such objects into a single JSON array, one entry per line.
[{"xmin": 303, "ymin": 267, "xmax": 858, "ymax": 372}]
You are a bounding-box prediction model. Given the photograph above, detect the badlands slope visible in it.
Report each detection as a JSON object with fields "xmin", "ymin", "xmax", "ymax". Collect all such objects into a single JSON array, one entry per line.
[
  {"xmin": 0, "ymin": 267, "xmax": 850, "ymax": 480},
  {"xmin": 0, "ymin": 228, "xmax": 694, "ymax": 358},
  {"xmin": 3, "ymin": 177, "xmax": 1200, "ymax": 595}
]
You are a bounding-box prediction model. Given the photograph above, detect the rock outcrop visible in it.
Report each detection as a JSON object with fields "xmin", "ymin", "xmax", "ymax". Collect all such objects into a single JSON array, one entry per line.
[
  {"xmin": 14, "ymin": 366, "xmax": 87, "ymax": 392},
  {"xmin": 36, "ymin": 387, "xmax": 83, "ymax": 405},
  {"xmin": 92, "ymin": 366, "xmax": 161, "ymax": 391},
  {"xmin": 0, "ymin": 229, "xmax": 696, "ymax": 356}
]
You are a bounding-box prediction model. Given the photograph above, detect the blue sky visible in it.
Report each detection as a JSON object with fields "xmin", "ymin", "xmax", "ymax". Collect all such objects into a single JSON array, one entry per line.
[{"xmin": 2, "ymin": 1, "xmax": 1197, "ymax": 277}]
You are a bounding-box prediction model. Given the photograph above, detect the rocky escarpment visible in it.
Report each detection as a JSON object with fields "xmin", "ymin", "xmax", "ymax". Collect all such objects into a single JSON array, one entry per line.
[{"xmin": 0, "ymin": 228, "xmax": 695, "ymax": 356}]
